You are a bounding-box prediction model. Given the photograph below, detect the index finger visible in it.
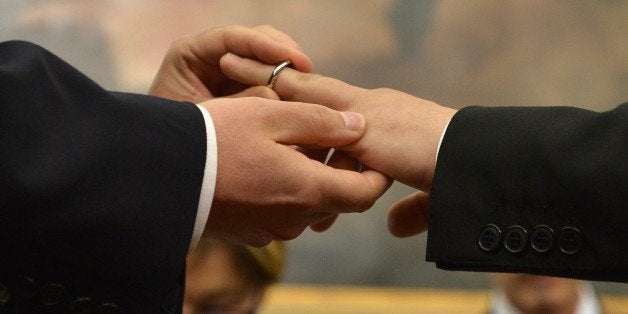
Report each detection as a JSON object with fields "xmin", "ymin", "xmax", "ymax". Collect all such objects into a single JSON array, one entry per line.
[
  {"xmin": 220, "ymin": 53, "xmax": 364, "ymax": 111},
  {"xmin": 285, "ymin": 148, "xmax": 390, "ymax": 214},
  {"xmin": 192, "ymin": 25, "xmax": 312, "ymax": 72}
]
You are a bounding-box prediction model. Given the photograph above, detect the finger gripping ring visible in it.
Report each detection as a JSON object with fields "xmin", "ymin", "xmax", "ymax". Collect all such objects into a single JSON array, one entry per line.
[{"xmin": 268, "ymin": 60, "xmax": 291, "ymax": 89}]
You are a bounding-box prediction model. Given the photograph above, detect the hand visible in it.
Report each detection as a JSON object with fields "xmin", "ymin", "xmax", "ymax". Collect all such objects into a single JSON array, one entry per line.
[
  {"xmin": 386, "ymin": 191, "xmax": 430, "ymax": 237},
  {"xmin": 198, "ymin": 97, "xmax": 389, "ymax": 247},
  {"xmin": 220, "ymin": 54, "xmax": 456, "ymax": 191},
  {"xmin": 149, "ymin": 25, "xmax": 312, "ymax": 103},
  {"xmin": 219, "ymin": 55, "xmax": 456, "ymax": 238}
]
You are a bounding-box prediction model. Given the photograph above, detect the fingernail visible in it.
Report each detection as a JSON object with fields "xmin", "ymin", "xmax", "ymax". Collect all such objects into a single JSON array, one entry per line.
[{"xmin": 340, "ymin": 112, "xmax": 364, "ymax": 131}]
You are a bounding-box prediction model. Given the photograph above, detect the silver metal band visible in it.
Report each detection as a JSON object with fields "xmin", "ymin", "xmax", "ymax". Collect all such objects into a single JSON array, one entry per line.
[{"xmin": 267, "ymin": 60, "xmax": 291, "ymax": 88}]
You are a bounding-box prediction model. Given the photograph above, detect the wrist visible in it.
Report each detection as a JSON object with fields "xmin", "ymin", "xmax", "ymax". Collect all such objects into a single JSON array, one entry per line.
[{"xmin": 423, "ymin": 107, "xmax": 456, "ymax": 190}]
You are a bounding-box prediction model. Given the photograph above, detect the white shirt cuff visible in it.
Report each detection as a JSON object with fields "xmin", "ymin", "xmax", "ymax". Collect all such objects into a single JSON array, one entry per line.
[
  {"xmin": 435, "ymin": 119, "xmax": 451, "ymax": 163},
  {"xmin": 188, "ymin": 104, "xmax": 217, "ymax": 254}
]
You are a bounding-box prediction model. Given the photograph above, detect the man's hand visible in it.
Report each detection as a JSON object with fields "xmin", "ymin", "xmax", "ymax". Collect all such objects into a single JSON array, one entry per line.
[
  {"xmin": 199, "ymin": 97, "xmax": 389, "ymax": 247},
  {"xmin": 149, "ymin": 25, "xmax": 312, "ymax": 103},
  {"xmin": 220, "ymin": 53, "xmax": 455, "ymax": 191},
  {"xmin": 387, "ymin": 191, "xmax": 430, "ymax": 237},
  {"xmin": 219, "ymin": 54, "xmax": 456, "ymax": 238}
]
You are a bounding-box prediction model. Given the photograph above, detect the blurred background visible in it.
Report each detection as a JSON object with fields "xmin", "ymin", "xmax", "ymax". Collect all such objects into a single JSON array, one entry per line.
[{"xmin": 2, "ymin": 0, "xmax": 626, "ymax": 311}]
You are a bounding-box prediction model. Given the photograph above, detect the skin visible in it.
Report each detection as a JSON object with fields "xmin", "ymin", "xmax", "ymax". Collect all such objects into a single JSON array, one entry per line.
[
  {"xmin": 219, "ymin": 53, "xmax": 456, "ymax": 236},
  {"xmin": 197, "ymin": 97, "xmax": 389, "ymax": 246},
  {"xmin": 149, "ymin": 25, "xmax": 313, "ymax": 103},
  {"xmin": 148, "ymin": 25, "xmax": 389, "ymax": 246},
  {"xmin": 493, "ymin": 274, "xmax": 582, "ymax": 314}
]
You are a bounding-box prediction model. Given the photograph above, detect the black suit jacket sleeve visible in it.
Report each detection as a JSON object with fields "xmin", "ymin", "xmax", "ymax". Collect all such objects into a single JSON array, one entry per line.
[
  {"xmin": 0, "ymin": 41, "xmax": 206, "ymax": 311},
  {"xmin": 426, "ymin": 104, "xmax": 628, "ymax": 282}
]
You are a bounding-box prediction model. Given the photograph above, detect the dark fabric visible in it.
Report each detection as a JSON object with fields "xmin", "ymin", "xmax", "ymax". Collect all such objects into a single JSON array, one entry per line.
[
  {"xmin": 0, "ymin": 41, "xmax": 206, "ymax": 312},
  {"xmin": 426, "ymin": 104, "xmax": 628, "ymax": 282}
]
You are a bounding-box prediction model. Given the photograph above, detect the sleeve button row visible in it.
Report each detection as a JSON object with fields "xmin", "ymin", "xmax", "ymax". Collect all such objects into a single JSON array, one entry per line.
[{"xmin": 478, "ymin": 224, "xmax": 582, "ymax": 255}]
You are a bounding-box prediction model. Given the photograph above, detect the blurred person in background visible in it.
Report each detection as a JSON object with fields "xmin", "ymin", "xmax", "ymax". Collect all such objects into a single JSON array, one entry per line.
[
  {"xmin": 184, "ymin": 240, "xmax": 285, "ymax": 313},
  {"xmin": 489, "ymin": 274, "xmax": 601, "ymax": 314}
]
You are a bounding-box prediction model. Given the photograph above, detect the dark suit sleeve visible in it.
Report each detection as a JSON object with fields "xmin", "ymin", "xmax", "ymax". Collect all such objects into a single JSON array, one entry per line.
[
  {"xmin": 426, "ymin": 104, "xmax": 628, "ymax": 282},
  {"xmin": 0, "ymin": 41, "xmax": 206, "ymax": 311}
]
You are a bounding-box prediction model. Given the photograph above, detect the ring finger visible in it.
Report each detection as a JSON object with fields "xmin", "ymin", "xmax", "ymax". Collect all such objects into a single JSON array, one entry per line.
[{"xmin": 220, "ymin": 52, "xmax": 280, "ymax": 87}]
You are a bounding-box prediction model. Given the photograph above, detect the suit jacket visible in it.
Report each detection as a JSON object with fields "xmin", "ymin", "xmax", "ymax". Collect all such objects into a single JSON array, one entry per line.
[
  {"xmin": 427, "ymin": 104, "xmax": 628, "ymax": 282},
  {"xmin": 0, "ymin": 41, "xmax": 206, "ymax": 312}
]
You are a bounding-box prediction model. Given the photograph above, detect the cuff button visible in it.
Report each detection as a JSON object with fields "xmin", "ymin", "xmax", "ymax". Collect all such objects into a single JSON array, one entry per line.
[
  {"xmin": 531, "ymin": 225, "xmax": 555, "ymax": 253},
  {"xmin": 504, "ymin": 225, "xmax": 528, "ymax": 253},
  {"xmin": 99, "ymin": 302, "xmax": 120, "ymax": 314},
  {"xmin": 478, "ymin": 224, "xmax": 501, "ymax": 252},
  {"xmin": 71, "ymin": 297, "xmax": 96, "ymax": 314},
  {"xmin": 558, "ymin": 226, "xmax": 582, "ymax": 255}
]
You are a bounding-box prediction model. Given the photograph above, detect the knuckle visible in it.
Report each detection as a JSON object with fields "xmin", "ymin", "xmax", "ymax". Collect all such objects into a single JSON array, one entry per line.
[
  {"xmin": 278, "ymin": 72, "xmax": 322, "ymax": 100},
  {"xmin": 357, "ymin": 197, "xmax": 377, "ymax": 212},
  {"xmin": 165, "ymin": 35, "xmax": 195, "ymax": 67},
  {"xmin": 281, "ymin": 104, "xmax": 333, "ymax": 138},
  {"xmin": 307, "ymin": 106, "xmax": 334, "ymax": 132},
  {"xmin": 345, "ymin": 191, "xmax": 377, "ymax": 213},
  {"xmin": 275, "ymin": 227, "xmax": 305, "ymax": 241},
  {"xmin": 212, "ymin": 24, "xmax": 231, "ymax": 33},
  {"xmin": 249, "ymin": 237, "xmax": 272, "ymax": 248},
  {"xmin": 170, "ymin": 34, "xmax": 193, "ymax": 50},
  {"xmin": 344, "ymin": 199, "xmax": 362, "ymax": 213},
  {"xmin": 255, "ymin": 24, "xmax": 277, "ymax": 32},
  {"xmin": 295, "ymin": 72, "xmax": 323, "ymax": 85}
]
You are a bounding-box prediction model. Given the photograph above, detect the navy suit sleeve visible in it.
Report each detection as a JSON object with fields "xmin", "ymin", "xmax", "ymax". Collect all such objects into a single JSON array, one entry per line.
[
  {"xmin": 0, "ymin": 41, "xmax": 206, "ymax": 311},
  {"xmin": 426, "ymin": 104, "xmax": 628, "ymax": 282}
]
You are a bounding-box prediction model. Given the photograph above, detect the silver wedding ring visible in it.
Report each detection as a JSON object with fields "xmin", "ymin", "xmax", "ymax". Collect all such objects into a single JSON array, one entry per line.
[{"xmin": 267, "ymin": 60, "xmax": 291, "ymax": 89}]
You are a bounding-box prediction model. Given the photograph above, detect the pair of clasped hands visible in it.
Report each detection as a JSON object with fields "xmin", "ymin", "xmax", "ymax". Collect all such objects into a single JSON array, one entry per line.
[{"xmin": 149, "ymin": 25, "xmax": 456, "ymax": 246}]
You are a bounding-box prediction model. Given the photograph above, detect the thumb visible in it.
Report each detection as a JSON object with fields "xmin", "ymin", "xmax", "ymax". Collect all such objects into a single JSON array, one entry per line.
[
  {"xmin": 266, "ymin": 103, "xmax": 366, "ymax": 148},
  {"xmin": 387, "ymin": 191, "xmax": 430, "ymax": 238}
]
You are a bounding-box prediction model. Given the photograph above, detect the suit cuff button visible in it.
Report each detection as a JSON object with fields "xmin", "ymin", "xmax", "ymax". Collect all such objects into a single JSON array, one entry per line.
[
  {"xmin": 558, "ymin": 226, "xmax": 582, "ymax": 255},
  {"xmin": 478, "ymin": 224, "xmax": 501, "ymax": 252},
  {"xmin": 504, "ymin": 225, "xmax": 528, "ymax": 253},
  {"xmin": 531, "ymin": 225, "xmax": 555, "ymax": 253},
  {"xmin": 71, "ymin": 297, "xmax": 96, "ymax": 313},
  {"xmin": 99, "ymin": 302, "xmax": 120, "ymax": 314}
]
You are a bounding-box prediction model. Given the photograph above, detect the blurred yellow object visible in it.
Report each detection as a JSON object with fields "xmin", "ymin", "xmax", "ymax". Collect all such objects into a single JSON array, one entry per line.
[{"xmin": 246, "ymin": 241, "xmax": 286, "ymax": 283}]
